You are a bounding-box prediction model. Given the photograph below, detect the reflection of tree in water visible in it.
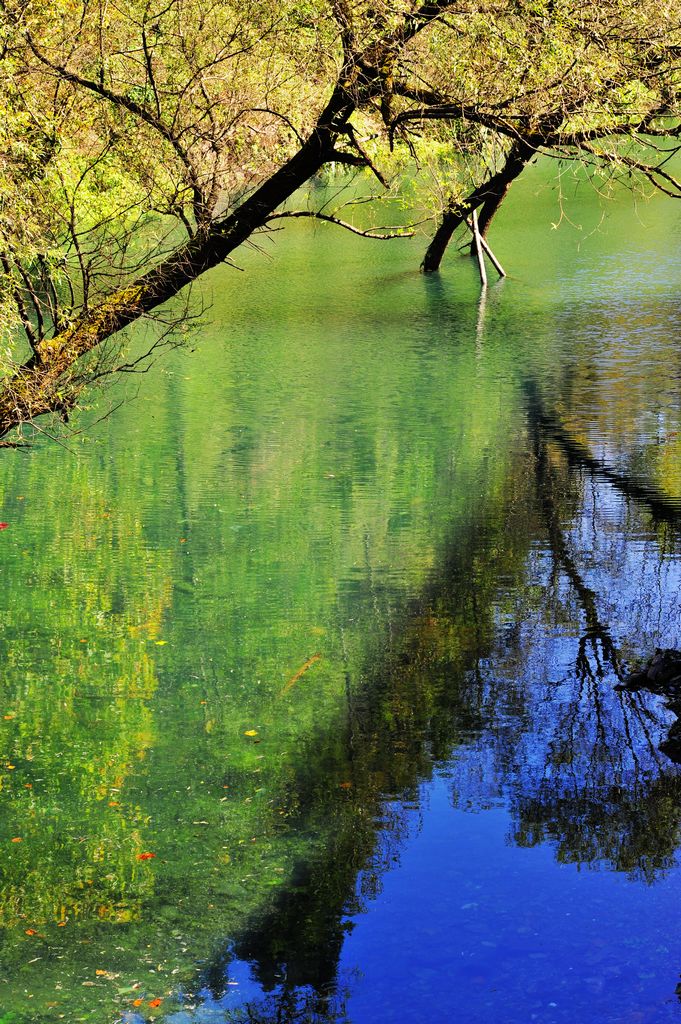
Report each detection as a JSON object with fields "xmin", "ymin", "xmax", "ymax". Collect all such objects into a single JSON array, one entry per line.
[
  {"xmin": 197, "ymin": 388, "xmax": 681, "ymax": 1018},
  {"xmin": 200, "ymin": 500, "xmax": 529, "ymax": 1017},
  {"xmin": 494, "ymin": 385, "xmax": 681, "ymax": 881}
]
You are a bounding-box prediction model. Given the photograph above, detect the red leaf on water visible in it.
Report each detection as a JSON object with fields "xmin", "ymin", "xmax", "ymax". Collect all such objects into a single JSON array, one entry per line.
[
  {"xmin": 137, "ymin": 852, "xmax": 156, "ymax": 861},
  {"xmin": 0, "ymin": 523, "xmax": 8, "ymax": 530},
  {"xmin": 149, "ymin": 998, "xmax": 163, "ymax": 1008}
]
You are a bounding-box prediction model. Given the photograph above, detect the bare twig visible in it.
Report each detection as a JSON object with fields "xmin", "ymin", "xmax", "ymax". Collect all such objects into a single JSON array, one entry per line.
[{"xmin": 265, "ymin": 210, "xmax": 413, "ymax": 239}]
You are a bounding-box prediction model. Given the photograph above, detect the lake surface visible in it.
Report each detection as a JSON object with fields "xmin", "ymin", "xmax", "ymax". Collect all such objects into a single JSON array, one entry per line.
[{"xmin": 0, "ymin": 169, "xmax": 680, "ymax": 1023}]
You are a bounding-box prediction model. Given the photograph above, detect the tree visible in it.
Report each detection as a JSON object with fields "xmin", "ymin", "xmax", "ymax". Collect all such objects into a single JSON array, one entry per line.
[
  {"xmin": 386, "ymin": 0, "xmax": 681, "ymax": 270},
  {"xmin": 0, "ymin": 0, "xmax": 678, "ymax": 439},
  {"xmin": 0, "ymin": 0, "xmax": 469, "ymax": 439}
]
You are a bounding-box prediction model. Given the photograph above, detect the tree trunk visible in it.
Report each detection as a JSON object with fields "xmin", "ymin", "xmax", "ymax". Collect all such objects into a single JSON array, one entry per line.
[
  {"xmin": 0, "ymin": 86, "xmax": 356, "ymax": 439},
  {"xmin": 421, "ymin": 203, "xmax": 466, "ymax": 273},
  {"xmin": 421, "ymin": 139, "xmax": 534, "ymax": 273},
  {"xmin": 470, "ymin": 139, "xmax": 533, "ymax": 252}
]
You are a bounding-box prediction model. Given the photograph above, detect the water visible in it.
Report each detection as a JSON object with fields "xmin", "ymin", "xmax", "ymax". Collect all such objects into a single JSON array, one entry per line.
[{"xmin": 0, "ymin": 168, "xmax": 680, "ymax": 1023}]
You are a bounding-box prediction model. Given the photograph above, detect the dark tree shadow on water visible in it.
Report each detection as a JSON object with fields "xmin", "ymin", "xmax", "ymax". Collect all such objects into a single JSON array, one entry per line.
[{"xmin": 182, "ymin": 380, "xmax": 681, "ymax": 1022}]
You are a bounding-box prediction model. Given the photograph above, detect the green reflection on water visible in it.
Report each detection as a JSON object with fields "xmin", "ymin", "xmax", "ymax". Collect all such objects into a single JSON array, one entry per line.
[{"xmin": 0, "ymin": 171, "xmax": 678, "ymax": 1021}]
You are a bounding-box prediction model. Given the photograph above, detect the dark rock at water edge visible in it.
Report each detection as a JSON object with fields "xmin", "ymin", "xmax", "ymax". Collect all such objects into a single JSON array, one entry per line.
[
  {"xmin": 615, "ymin": 648, "xmax": 681, "ymax": 695},
  {"xmin": 615, "ymin": 648, "xmax": 681, "ymax": 765}
]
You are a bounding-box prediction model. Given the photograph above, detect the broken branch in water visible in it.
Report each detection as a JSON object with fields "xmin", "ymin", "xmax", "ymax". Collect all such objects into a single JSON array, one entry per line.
[{"xmin": 280, "ymin": 653, "xmax": 322, "ymax": 696}]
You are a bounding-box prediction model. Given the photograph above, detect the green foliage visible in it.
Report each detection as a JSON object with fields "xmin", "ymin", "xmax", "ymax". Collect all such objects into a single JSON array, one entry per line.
[{"xmin": 0, "ymin": 0, "xmax": 677, "ymax": 432}]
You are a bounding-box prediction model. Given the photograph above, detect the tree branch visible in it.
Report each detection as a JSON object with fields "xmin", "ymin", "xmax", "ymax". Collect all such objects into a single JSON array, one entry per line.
[
  {"xmin": 0, "ymin": 252, "xmax": 39, "ymax": 356},
  {"xmin": 265, "ymin": 210, "xmax": 413, "ymax": 239},
  {"xmin": 22, "ymin": 31, "xmax": 207, "ymax": 229}
]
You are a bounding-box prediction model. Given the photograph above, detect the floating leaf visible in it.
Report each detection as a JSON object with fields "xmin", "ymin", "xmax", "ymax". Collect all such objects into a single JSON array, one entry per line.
[
  {"xmin": 244, "ymin": 729, "xmax": 258, "ymax": 737},
  {"xmin": 11, "ymin": 837, "xmax": 22, "ymax": 842},
  {"xmin": 137, "ymin": 852, "xmax": 156, "ymax": 860},
  {"xmin": 149, "ymin": 998, "xmax": 163, "ymax": 1008},
  {"xmin": 132, "ymin": 998, "xmax": 143, "ymax": 1007},
  {"xmin": 154, "ymin": 640, "xmax": 167, "ymax": 646},
  {"xmin": 0, "ymin": 523, "xmax": 8, "ymax": 530},
  {"xmin": 339, "ymin": 781, "xmax": 353, "ymax": 789},
  {"xmin": 25, "ymin": 929, "xmax": 37, "ymax": 936}
]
